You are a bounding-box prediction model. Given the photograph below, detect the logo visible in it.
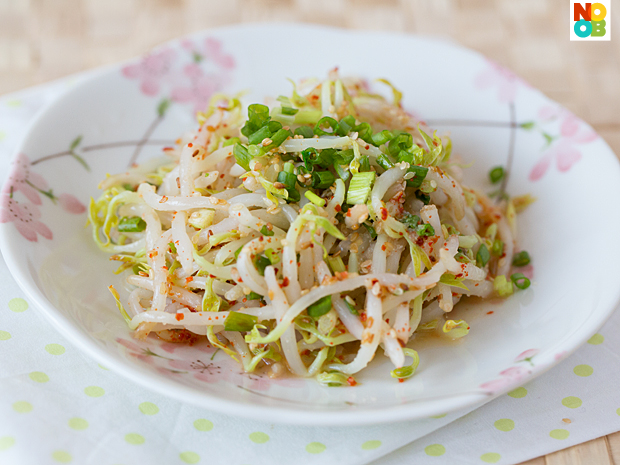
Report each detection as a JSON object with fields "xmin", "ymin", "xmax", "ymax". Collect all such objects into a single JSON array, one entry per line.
[{"xmin": 570, "ymin": 2, "xmax": 611, "ymax": 40}]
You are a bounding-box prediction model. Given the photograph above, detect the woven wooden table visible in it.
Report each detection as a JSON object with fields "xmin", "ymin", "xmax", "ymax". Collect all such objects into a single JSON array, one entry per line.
[{"xmin": 1, "ymin": 0, "xmax": 618, "ymax": 463}]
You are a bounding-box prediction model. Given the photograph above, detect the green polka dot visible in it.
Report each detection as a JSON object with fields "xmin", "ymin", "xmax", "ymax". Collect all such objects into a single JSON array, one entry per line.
[
  {"xmin": 8, "ymin": 298, "xmax": 28, "ymax": 313},
  {"xmin": 193, "ymin": 419, "xmax": 213, "ymax": 431},
  {"xmin": 507, "ymin": 387, "xmax": 527, "ymax": 398},
  {"xmin": 562, "ymin": 396, "xmax": 582, "ymax": 409},
  {"xmin": 424, "ymin": 444, "xmax": 446, "ymax": 456},
  {"xmin": 0, "ymin": 436, "xmax": 15, "ymax": 451},
  {"xmin": 361, "ymin": 440, "xmax": 382, "ymax": 450},
  {"xmin": 617, "ymin": 408, "xmax": 620, "ymax": 416},
  {"xmin": 494, "ymin": 418, "xmax": 514, "ymax": 432},
  {"xmin": 6, "ymin": 100, "xmax": 22, "ymax": 108},
  {"xmin": 12, "ymin": 401, "xmax": 32, "ymax": 413},
  {"xmin": 179, "ymin": 451, "xmax": 200, "ymax": 464},
  {"xmin": 306, "ymin": 442, "xmax": 326, "ymax": 454},
  {"xmin": 0, "ymin": 131, "xmax": 6, "ymax": 142},
  {"xmin": 84, "ymin": 386, "xmax": 105, "ymax": 397},
  {"xmin": 124, "ymin": 433, "xmax": 145, "ymax": 445},
  {"xmin": 574, "ymin": 364, "xmax": 593, "ymax": 377},
  {"xmin": 430, "ymin": 413, "xmax": 447, "ymax": 419},
  {"xmin": 68, "ymin": 418, "xmax": 89, "ymax": 430},
  {"xmin": 45, "ymin": 344, "xmax": 65, "ymax": 355},
  {"xmin": 480, "ymin": 452, "xmax": 501, "ymax": 463},
  {"xmin": 588, "ymin": 333, "xmax": 604, "ymax": 345},
  {"xmin": 0, "ymin": 331, "xmax": 11, "ymax": 341},
  {"xmin": 550, "ymin": 429, "xmax": 570, "ymax": 440},
  {"xmin": 52, "ymin": 450, "xmax": 72, "ymax": 463},
  {"xmin": 139, "ymin": 402, "xmax": 159, "ymax": 415},
  {"xmin": 98, "ymin": 364, "xmax": 109, "ymax": 370},
  {"xmin": 29, "ymin": 371, "xmax": 49, "ymax": 383},
  {"xmin": 249, "ymin": 432, "xmax": 269, "ymax": 444}
]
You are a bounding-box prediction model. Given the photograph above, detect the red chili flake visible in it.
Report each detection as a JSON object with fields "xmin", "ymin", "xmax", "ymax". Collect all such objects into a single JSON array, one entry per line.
[
  {"xmin": 346, "ymin": 210, "xmax": 352, "ymax": 217},
  {"xmin": 365, "ymin": 145, "xmax": 370, "ymax": 150},
  {"xmin": 163, "ymin": 147, "xmax": 174, "ymax": 151},
  {"xmin": 360, "ymin": 312, "xmax": 367, "ymax": 323},
  {"xmin": 335, "ymin": 205, "xmax": 341, "ymax": 212},
  {"xmin": 188, "ymin": 143, "xmax": 193, "ymax": 148},
  {"xmin": 381, "ymin": 244, "xmax": 387, "ymax": 251},
  {"xmin": 175, "ymin": 313, "xmax": 185, "ymax": 321},
  {"xmin": 282, "ymin": 277, "xmax": 290, "ymax": 287},
  {"xmin": 487, "ymin": 311, "xmax": 494, "ymax": 315},
  {"xmin": 380, "ymin": 208, "xmax": 388, "ymax": 220},
  {"xmin": 398, "ymin": 378, "xmax": 405, "ymax": 383},
  {"xmin": 347, "ymin": 377, "xmax": 357, "ymax": 387},
  {"xmin": 185, "ymin": 277, "xmax": 193, "ymax": 283},
  {"xmin": 220, "ymin": 174, "xmax": 225, "ymax": 179}
]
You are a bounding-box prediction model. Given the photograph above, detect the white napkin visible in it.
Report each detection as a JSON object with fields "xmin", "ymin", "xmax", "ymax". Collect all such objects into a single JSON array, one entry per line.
[{"xmin": 1, "ymin": 79, "xmax": 618, "ymax": 465}]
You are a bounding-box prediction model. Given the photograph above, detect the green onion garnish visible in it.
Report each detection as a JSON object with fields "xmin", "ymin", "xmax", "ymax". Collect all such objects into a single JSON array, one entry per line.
[
  {"xmin": 476, "ymin": 243, "xmax": 490, "ymax": 267},
  {"xmin": 241, "ymin": 104, "xmax": 270, "ymax": 137},
  {"xmin": 387, "ymin": 132, "xmax": 413, "ymax": 156},
  {"xmin": 234, "ymin": 246, "xmax": 243, "ymax": 259},
  {"xmin": 512, "ymin": 251, "xmax": 531, "ymax": 267},
  {"xmin": 371, "ymin": 130, "xmax": 394, "ymax": 146},
  {"xmin": 233, "ymin": 143, "xmax": 251, "ymax": 171},
  {"xmin": 281, "ymin": 106, "xmax": 298, "ymax": 115},
  {"xmin": 491, "ymin": 239, "xmax": 504, "ymax": 256},
  {"xmin": 390, "ymin": 348, "xmax": 420, "ymax": 381},
  {"xmin": 247, "ymin": 125, "xmax": 271, "ymax": 145},
  {"xmin": 415, "ymin": 191, "xmax": 431, "ymax": 205},
  {"xmin": 265, "ymin": 248, "xmax": 280, "ymax": 264},
  {"xmin": 224, "ymin": 312, "xmax": 258, "ymax": 332},
  {"xmin": 307, "ymin": 295, "xmax": 332, "ymax": 318},
  {"xmin": 254, "ymin": 255, "xmax": 271, "ymax": 276},
  {"xmin": 168, "ymin": 241, "xmax": 177, "ymax": 253},
  {"xmin": 277, "ymin": 170, "xmax": 297, "ymax": 190},
  {"xmin": 222, "ymin": 136, "xmax": 241, "ymax": 147},
  {"xmin": 510, "ymin": 273, "xmax": 531, "ymax": 290},
  {"xmin": 343, "ymin": 295, "xmax": 359, "ymax": 315},
  {"xmin": 304, "ymin": 190, "xmax": 326, "ymax": 207},
  {"xmin": 362, "ymin": 222, "xmax": 377, "ymax": 240},
  {"xmin": 118, "ymin": 216, "xmax": 146, "ymax": 233},
  {"xmin": 405, "ymin": 165, "xmax": 429, "ymax": 188},
  {"xmin": 311, "ymin": 171, "xmax": 335, "ymax": 189},
  {"xmin": 264, "ymin": 128, "xmax": 292, "ymax": 151},
  {"xmin": 260, "ymin": 225, "xmax": 274, "ymax": 236},
  {"xmin": 333, "ymin": 149, "xmax": 354, "ymax": 165},
  {"xmin": 294, "ymin": 126, "xmax": 314, "ymax": 138},
  {"xmin": 247, "ymin": 292, "xmax": 263, "ymax": 300},
  {"xmin": 327, "ymin": 256, "xmax": 346, "ymax": 273},
  {"xmin": 347, "ymin": 171, "xmax": 376, "ymax": 205},
  {"xmin": 335, "ymin": 115, "xmax": 356, "ymax": 136},
  {"xmin": 489, "ymin": 166, "xmax": 505, "ymax": 184},
  {"xmin": 359, "ymin": 156, "xmax": 370, "ymax": 172},
  {"xmin": 353, "ymin": 122, "xmax": 374, "ymax": 144},
  {"xmin": 401, "ymin": 213, "xmax": 421, "ymax": 229},
  {"xmin": 416, "ymin": 224, "xmax": 435, "ymax": 237},
  {"xmin": 334, "ymin": 163, "xmax": 351, "ymax": 181},
  {"xmin": 314, "ymin": 116, "xmax": 338, "ymax": 136}
]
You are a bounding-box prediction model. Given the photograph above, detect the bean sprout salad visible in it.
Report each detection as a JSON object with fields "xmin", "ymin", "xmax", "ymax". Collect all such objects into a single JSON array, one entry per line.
[{"xmin": 89, "ymin": 73, "xmax": 534, "ymax": 386}]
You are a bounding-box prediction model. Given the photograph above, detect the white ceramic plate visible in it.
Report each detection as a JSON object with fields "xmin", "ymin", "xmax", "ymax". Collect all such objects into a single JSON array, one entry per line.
[{"xmin": 1, "ymin": 23, "xmax": 619, "ymax": 426}]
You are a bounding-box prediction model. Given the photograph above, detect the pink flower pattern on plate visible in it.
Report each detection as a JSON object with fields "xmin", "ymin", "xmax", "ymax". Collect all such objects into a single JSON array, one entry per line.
[
  {"xmin": 480, "ymin": 349, "xmax": 539, "ymax": 393},
  {"xmin": 529, "ymin": 106, "xmax": 598, "ymax": 181},
  {"xmin": 0, "ymin": 196, "xmax": 52, "ymax": 242},
  {"xmin": 1, "ymin": 153, "xmax": 48, "ymax": 204},
  {"xmin": 475, "ymin": 59, "xmax": 528, "ymax": 103},
  {"xmin": 121, "ymin": 48, "xmax": 177, "ymax": 96}
]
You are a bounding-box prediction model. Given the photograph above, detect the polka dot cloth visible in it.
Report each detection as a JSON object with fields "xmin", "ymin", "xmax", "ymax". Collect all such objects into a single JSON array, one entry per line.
[{"xmin": 2, "ymin": 73, "xmax": 620, "ymax": 465}]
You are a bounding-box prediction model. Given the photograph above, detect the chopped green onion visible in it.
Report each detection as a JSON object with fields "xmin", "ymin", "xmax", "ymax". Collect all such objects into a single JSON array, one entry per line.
[
  {"xmin": 247, "ymin": 292, "xmax": 263, "ymax": 300},
  {"xmin": 304, "ymin": 190, "xmax": 326, "ymax": 207},
  {"xmin": 372, "ymin": 130, "xmax": 394, "ymax": 146},
  {"xmin": 301, "ymin": 147, "xmax": 320, "ymax": 171},
  {"xmin": 222, "ymin": 137, "xmax": 241, "ymax": 147},
  {"xmin": 491, "ymin": 239, "xmax": 504, "ymax": 256},
  {"xmin": 327, "ymin": 256, "xmax": 346, "ymax": 273},
  {"xmin": 390, "ymin": 348, "xmax": 420, "ymax": 381},
  {"xmin": 314, "ymin": 116, "xmax": 338, "ymax": 136},
  {"xmin": 376, "ymin": 153, "xmax": 394, "ymax": 171},
  {"xmin": 416, "ymin": 224, "xmax": 435, "ymax": 237},
  {"xmin": 311, "ymin": 171, "xmax": 335, "ymax": 189},
  {"xmin": 260, "ymin": 225, "xmax": 274, "ymax": 236},
  {"xmin": 285, "ymin": 188, "xmax": 301, "ymax": 203},
  {"xmin": 294, "ymin": 126, "xmax": 315, "ymax": 138},
  {"xmin": 416, "ymin": 191, "xmax": 430, "ymax": 205},
  {"xmin": 241, "ymin": 104, "xmax": 270, "ymax": 137},
  {"xmin": 458, "ymin": 235, "xmax": 478, "ymax": 249},
  {"xmin": 283, "ymin": 162, "xmax": 295, "ymax": 173},
  {"xmin": 248, "ymin": 125, "xmax": 271, "ymax": 145},
  {"xmin": 168, "ymin": 241, "xmax": 177, "ymax": 253},
  {"xmin": 335, "ymin": 115, "xmax": 356, "ymax": 136},
  {"xmin": 476, "ymin": 243, "xmax": 490, "ymax": 267},
  {"xmin": 234, "ymin": 246, "xmax": 243, "ymax": 259},
  {"xmin": 265, "ymin": 248, "xmax": 280, "ymax": 265},
  {"xmin": 254, "ymin": 255, "xmax": 271, "ymax": 276},
  {"xmin": 405, "ymin": 165, "xmax": 429, "ymax": 188},
  {"xmin": 118, "ymin": 216, "xmax": 146, "ymax": 233},
  {"xmin": 489, "ymin": 166, "xmax": 505, "ymax": 184},
  {"xmin": 387, "ymin": 132, "xmax": 413, "ymax": 156},
  {"xmin": 359, "ymin": 155, "xmax": 370, "ymax": 172},
  {"xmin": 347, "ymin": 171, "xmax": 375, "ymax": 205},
  {"xmin": 224, "ymin": 312, "xmax": 258, "ymax": 332},
  {"xmin": 494, "ymin": 275, "xmax": 514, "ymax": 297},
  {"xmin": 353, "ymin": 122, "xmax": 373, "ymax": 144},
  {"xmin": 281, "ymin": 106, "xmax": 298, "ymax": 115},
  {"xmin": 233, "ymin": 143, "xmax": 251, "ymax": 171},
  {"xmin": 362, "ymin": 221, "xmax": 377, "ymax": 240},
  {"xmin": 277, "ymin": 170, "xmax": 297, "ymax": 190},
  {"xmin": 401, "ymin": 213, "xmax": 421, "ymax": 229},
  {"xmin": 334, "ymin": 162, "xmax": 351, "ymax": 181},
  {"xmin": 332, "ymin": 149, "xmax": 354, "ymax": 165},
  {"xmin": 167, "ymin": 260, "xmax": 180, "ymax": 276},
  {"xmin": 343, "ymin": 295, "xmax": 359, "ymax": 315},
  {"xmin": 510, "ymin": 273, "xmax": 531, "ymax": 290},
  {"xmin": 264, "ymin": 128, "xmax": 292, "ymax": 151},
  {"xmin": 307, "ymin": 295, "xmax": 332, "ymax": 318},
  {"xmin": 512, "ymin": 251, "xmax": 531, "ymax": 267}
]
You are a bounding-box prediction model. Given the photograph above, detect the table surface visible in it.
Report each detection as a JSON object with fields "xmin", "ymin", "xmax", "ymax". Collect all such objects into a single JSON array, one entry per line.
[{"xmin": 1, "ymin": 0, "xmax": 619, "ymax": 463}]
